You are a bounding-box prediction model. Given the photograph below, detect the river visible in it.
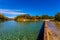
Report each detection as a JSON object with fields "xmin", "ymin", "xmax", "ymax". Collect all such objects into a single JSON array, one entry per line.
[{"xmin": 0, "ymin": 21, "xmax": 44, "ymax": 40}]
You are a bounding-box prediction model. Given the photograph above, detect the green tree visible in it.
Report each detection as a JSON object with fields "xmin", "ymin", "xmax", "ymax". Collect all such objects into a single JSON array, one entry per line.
[
  {"xmin": 15, "ymin": 14, "xmax": 31, "ymax": 20},
  {"xmin": 42, "ymin": 15, "xmax": 49, "ymax": 19},
  {"xmin": 0, "ymin": 14, "xmax": 4, "ymax": 19},
  {"xmin": 55, "ymin": 12, "xmax": 60, "ymax": 21},
  {"xmin": 0, "ymin": 13, "xmax": 9, "ymax": 20}
]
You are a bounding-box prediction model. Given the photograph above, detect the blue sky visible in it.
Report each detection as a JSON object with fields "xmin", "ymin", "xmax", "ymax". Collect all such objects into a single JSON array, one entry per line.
[{"xmin": 0, "ymin": 0, "xmax": 60, "ymax": 18}]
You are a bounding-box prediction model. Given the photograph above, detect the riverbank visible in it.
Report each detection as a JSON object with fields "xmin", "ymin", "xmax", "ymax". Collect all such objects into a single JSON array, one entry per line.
[
  {"xmin": 15, "ymin": 19, "xmax": 39, "ymax": 22},
  {"xmin": 54, "ymin": 21, "xmax": 60, "ymax": 29},
  {"xmin": 15, "ymin": 18, "xmax": 53, "ymax": 22}
]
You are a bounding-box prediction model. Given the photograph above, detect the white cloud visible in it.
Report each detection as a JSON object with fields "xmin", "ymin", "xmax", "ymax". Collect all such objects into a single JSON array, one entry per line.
[{"xmin": 0, "ymin": 9, "xmax": 27, "ymax": 15}]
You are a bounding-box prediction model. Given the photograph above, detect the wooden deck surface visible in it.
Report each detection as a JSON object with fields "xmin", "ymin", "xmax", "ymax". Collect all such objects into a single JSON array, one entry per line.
[{"xmin": 44, "ymin": 21, "xmax": 50, "ymax": 40}]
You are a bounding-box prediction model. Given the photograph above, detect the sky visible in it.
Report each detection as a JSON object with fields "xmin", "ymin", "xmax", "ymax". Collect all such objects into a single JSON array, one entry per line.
[{"xmin": 0, "ymin": 0, "xmax": 60, "ymax": 18}]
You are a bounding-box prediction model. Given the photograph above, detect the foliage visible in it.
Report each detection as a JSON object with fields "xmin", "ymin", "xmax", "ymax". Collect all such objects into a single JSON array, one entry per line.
[
  {"xmin": 41, "ymin": 15, "xmax": 54, "ymax": 19},
  {"xmin": 15, "ymin": 14, "xmax": 30, "ymax": 19},
  {"xmin": 15, "ymin": 14, "xmax": 54, "ymax": 21},
  {"xmin": 42, "ymin": 15, "xmax": 49, "ymax": 19},
  {"xmin": 0, "ymin": 13, "xmax": 9, "ymax": 20},
  {"xmin": 55, "ymin": 12, "xmax": 60, "ymax": 21}
]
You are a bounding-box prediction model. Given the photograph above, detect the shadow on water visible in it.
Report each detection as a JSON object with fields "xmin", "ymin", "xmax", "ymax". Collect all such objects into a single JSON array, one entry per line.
[{"xmin": 37, "ymin": 21, "xmax": 45, "ymax": 40}]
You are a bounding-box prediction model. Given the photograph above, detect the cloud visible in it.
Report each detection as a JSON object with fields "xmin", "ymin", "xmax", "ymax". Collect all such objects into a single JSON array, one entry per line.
[
  {"xmin": 0, "ymin": 9, "xmax": 27, "ymax": 15},
  {"xmin": 0, "ymin": 9, "xmax": 28, "ymax": 18}
]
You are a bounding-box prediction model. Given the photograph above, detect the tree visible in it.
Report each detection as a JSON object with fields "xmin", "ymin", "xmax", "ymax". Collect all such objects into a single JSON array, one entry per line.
[
  {"xmin": 0, "ymin": 13, "xmax": 9, "ymax": 20},
  {"xmin": 14, "ymin": 14, "xmax": 31, "ymax": 20},
  {"xmin": 42, "ymin": 15, "xmax": 49, "ymax": 19},
  {"xmin": 55, "ymin": 12, "xmax": 60, "ymax": 21},
  {"xmin": 0, "ymin": 14, "xmax": 4, "ymax": 19}
]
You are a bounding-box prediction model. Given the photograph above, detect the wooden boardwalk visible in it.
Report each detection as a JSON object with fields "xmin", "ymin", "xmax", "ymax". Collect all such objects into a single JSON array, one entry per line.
[
  {"xmin": 44, "ymin": 21, "xmax": 59, "ymax": 40},
  {"xmin": 44, "ymin": 21, "xmax": 52, "ymax": 40},
  {"xmin": 37, "ymin": 21, "xmax": 58, "ymax": 40}
]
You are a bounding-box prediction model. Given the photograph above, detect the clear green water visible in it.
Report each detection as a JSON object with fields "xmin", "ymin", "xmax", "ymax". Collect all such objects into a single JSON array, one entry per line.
[{"xmin": 0, "ymin": 21, "xmax": 43, "ymax": 40}]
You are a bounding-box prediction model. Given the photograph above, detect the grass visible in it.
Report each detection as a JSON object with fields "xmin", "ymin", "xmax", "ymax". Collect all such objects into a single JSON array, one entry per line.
[{"xmin": 54, "ymin": 21, "xmax": 60, "ymax": 29}]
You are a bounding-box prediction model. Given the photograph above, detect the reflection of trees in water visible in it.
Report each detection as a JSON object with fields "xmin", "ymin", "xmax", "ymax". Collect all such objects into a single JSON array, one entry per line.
[
  {"xmin": 0, "ymin": 19, "xmax": 8, "ymax": 29},
  {"xmin": 17, "ymin": 21, "xmax": 31, "ymax": 26},
  {"xmin": 0, "ymin": 19, "xmax": 9, "ymax": 23},
  {"xmin": 0, "ymin": 20, "xmax": 4, "ymax": 23},
  {"xmin": 16, "ymin": 21, "xmax": 38, "ymax": 26},
  {"xmin": 0, "ymin": 20, "xmax": 4, "ymax": 29}
]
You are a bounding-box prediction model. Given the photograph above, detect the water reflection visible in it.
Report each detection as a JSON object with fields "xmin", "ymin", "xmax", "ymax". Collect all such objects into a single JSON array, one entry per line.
[{"xmin": 0, "ymin": 20, "xmax": 4, "ymax": 23}]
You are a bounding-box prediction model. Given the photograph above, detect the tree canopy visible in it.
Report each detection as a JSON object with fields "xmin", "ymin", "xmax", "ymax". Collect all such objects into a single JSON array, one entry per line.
[
  {"xmin": 55, "ymin": 12, "xmax": 60, "ymax": 21},
  {"xmin": 0, "ymin": 13, "xmax": 9, "ymax": 20}
]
